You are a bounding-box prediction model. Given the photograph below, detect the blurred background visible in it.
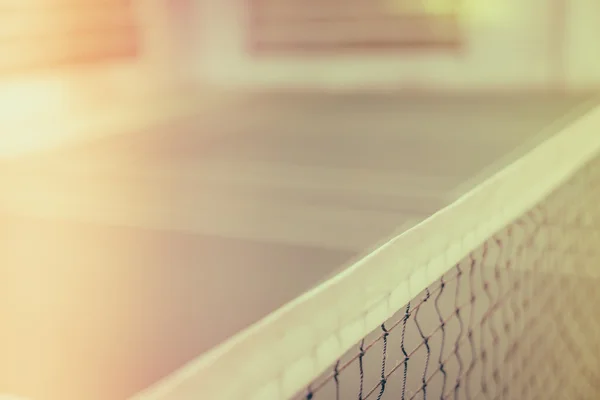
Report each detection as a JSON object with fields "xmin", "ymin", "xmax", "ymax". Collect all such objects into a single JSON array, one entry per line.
[
  {"xmin": 1, "ymin": 0, "xmax": 599, "ymax": 157},
  {"xmin": 1, "ymin": 1, "xmax": 600, "ymax": 400}
]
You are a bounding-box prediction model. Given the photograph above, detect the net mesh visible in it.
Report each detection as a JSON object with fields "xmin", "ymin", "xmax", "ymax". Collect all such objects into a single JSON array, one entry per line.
[
  {"xmin": 296, "ymin": 154, "xmax": 600, "ymax": 400},
  {"xmin": 131, "ymin": 104, "xmax": 600, "ymax": 400}
]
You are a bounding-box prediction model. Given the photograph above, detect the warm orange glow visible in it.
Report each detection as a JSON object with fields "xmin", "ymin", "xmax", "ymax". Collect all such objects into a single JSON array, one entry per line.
[{"xmin": 0, "ymin": 0, "xmax": 141, "ymax": 158}]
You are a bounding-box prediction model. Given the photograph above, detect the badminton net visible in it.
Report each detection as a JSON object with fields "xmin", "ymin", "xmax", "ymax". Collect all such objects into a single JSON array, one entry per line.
[{"xmin": 131, "ymin": 101, "xmax": 600, "ymax": 400}]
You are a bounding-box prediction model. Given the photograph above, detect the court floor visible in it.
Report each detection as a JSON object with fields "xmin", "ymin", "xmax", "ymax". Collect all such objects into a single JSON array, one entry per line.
[{"xmin": 0, "ymin": 93, "xmax": 595, "ymax": 400}]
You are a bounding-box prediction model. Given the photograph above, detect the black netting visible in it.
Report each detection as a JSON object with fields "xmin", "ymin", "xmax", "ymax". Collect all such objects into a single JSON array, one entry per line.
[{"xmin": 296, "ymin": 156, "xmax": 600, "ymax": 400}]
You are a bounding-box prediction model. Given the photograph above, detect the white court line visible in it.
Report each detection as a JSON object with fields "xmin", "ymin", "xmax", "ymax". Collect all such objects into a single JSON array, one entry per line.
[
  {"xmin": 2, "ymin": 172, "xmax": 428, "ymax": 252},
  {"xmin": 1, "ymin": 90, "xmax": 235, "ymax": 160}
]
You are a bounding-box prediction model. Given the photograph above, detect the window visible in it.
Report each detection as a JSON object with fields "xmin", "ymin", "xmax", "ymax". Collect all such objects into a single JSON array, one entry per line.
[{"xmin": 247, "ymin": 0, "xmax": 461, "ymax": 54}]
